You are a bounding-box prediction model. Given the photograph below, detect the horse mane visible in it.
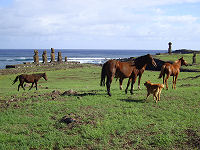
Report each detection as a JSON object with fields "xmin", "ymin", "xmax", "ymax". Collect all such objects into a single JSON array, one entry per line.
[
  {"xmin": 174, "ymin": 60, "xmax": 179, "ymax": 63},
  {"xmin": 133, "ymin": 54, "xmax": 151, "ymax": 69},
  {"xmin": 134, "ymin": 54, "xmax": 150, "ymax": 63},
  {"xmin": 34, "ymin": 73, "xmax": 45, "ymax": 75},
  {"xmin": 173, "ymin": 57, "xmax": 183, "ymax": 65}
]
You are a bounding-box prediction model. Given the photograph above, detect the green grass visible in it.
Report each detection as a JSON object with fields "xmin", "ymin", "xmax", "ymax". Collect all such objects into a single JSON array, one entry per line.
[{"xmin": 0, "ymin": 63, "xmax": 200, "ymax": 149}]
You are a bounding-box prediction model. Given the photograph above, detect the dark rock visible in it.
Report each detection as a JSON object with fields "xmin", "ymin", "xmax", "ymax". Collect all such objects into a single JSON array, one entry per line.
[{"xmin": 60, "ymin": 116, "xmax": 76, "ymax": 124}]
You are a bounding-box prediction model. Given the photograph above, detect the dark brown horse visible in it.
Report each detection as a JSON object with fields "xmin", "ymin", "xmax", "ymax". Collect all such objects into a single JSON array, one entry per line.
[
  {"xmin": 158, "ymin": 57, "xmax": 187, "ymax": 90},
  {"xmin": 13, "ymin": 73, "xmax": 47, "ymax": 91},
  {"xmin": 100, "ymin": 54, "xmax": 157, "ymax": 96}
]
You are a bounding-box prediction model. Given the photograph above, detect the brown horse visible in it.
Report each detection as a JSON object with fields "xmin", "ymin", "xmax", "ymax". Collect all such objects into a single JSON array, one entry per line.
[
  {"xmin": 13, "ymin": 73, "xmax": 47, "ymax": 91},
  {"xmin": 100, "ymin": 54, "xmax": 157, "ymax": 96},
  {"xmin": 158, "ymin": 57, "xmax": 187, "ymax": 90},
  {"xmin": 116, "ymin": 63, "xmax": 146, "ymax": 90}
]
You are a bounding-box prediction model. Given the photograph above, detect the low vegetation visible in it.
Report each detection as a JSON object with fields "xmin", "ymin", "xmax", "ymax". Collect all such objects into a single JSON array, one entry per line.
[{"xmin": 0, "ymin": 54, "xmax": 199, "ymax": 149}]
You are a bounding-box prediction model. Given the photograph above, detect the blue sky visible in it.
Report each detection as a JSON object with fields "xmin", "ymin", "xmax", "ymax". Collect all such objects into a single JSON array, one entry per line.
[
  {"xmin": 0, "ymin": 0, "xmax": 200, "ymax": 50},
  {"xmin": 0, "ymin": 0, "xmax": 13, "ymax": 7}
]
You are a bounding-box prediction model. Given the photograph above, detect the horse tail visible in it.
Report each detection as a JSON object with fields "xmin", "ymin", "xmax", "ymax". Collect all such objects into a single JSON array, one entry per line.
[
  {"xmin": 12, "ymin": 75, "xmax": 19, "ymax": 85},
  {"xmin": 100, "ymin": 63, "xmax": 107, "ymax": 86},
  {"xmin": 158, "ymin": 65, "xmax": 166, "ymax": 79}
]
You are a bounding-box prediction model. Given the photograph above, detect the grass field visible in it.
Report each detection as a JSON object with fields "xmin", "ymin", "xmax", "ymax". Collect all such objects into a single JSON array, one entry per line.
[{"xmin": 0, "ymin": 55, "xmax": 200, "ymax": 149}]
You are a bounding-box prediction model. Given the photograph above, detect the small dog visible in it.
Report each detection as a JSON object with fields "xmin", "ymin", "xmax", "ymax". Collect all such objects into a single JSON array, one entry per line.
[{"xmin": 144, "ymin": 81, "xmax": 164, "ymax": 103}]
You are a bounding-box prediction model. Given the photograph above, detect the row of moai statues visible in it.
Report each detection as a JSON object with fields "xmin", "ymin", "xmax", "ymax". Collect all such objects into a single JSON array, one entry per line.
[{"xmin": 33, "ymin": 48, "xmax": 67, "ymax": 64}]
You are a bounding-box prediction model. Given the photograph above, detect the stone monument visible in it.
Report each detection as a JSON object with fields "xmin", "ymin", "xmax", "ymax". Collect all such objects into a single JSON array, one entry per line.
[
  {"xmin": 33, "ymin": 50, "xmax": 39, "ymax": 64},
  {"xmin": 65, "ymin": 56, "xmax": 67, "ymax": 62},
  {"xmin": 57, "ymin": 51, "xmax": 63, "ymax": 63},
  {"xmin": 192, "ymin": 52, "xmax": 196, "ymax": 64},
  {"xmin": 42, "ymin": 50, "xmax": 48, "ymax": 63},
  {"xmin": 50, "ymin": 48, "xmax": 55, "ymax": 62},
  {"xmin": 168, "ymin": 42, "xmax": 172, "ymax": 55}
]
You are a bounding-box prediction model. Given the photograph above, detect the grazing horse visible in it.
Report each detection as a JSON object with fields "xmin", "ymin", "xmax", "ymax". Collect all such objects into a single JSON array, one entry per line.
[
  {"xmin": 13, "ymin": 73, "xmax": 47, "ymax": 91},
  {"xmin": 100, "ymin": 54, "xmax": 157, "ymax": 96},
  {"xmin": 158, "ymin": 57, "xmax": 187, "ymax": 90}
]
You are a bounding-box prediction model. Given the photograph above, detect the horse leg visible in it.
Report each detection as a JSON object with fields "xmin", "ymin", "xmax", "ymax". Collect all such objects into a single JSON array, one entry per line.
[
  {"xmin": 138, "ymin": 74, "xmax": 142, "ymax": 90},
  {"xmin": 174, "ymin": 75, "xmax": 178, "ymax": 89},
  {"xmin": 119, "ymin": 78, "xmax": 123, "ymax": 90},
  {"xmin": 172, "ymin": 76, "xmax": 175, "ymax": 89},
  {"xmin": 21, "ymin": 81, "xmax": 25, "ymax": 90},
  {"xmin": 106, "ymin": 73, "xmax": 115, "ymax": 96},
  {"xmin": 22, "ymin": 84, "xmax": 25, "ymax": 90},
  {"xmin": 29, "ymin": 83, "xmax": 34, "ymax": 90},
  {"xmin": 106, "ymin": 78, "xmax": 111, "ymax": 96},
  {"xmin": 165, "ymin": 74, "xmax": 170, "ymax": 90},
  {"xmin": 35, "ymin": 81, "xmax": 38, "ymax": 90},
  {"xmin": 18, "ymin": 84, "xmax": 20, "ymax": 91},
  {"xmin": 162, "ymin": 74, "xmax": 166, "ymax": 89},
  {"xmin": 130, "ymin": 76, "xmax": 137, "ymax": 95},
  {"xmin": 158, "ymin": 89, "xmax": 162, "ymax": 101},
  {"xmin": 153, "ymin": 93, "xmax": 157, "ymax": 103},
  {"xmin": 125, "ymin": 78, "xmax": 131, "ymax": 94},
  {"xmin": 146, "ymin": 92, "xmax": 150, "ymax": 101}
]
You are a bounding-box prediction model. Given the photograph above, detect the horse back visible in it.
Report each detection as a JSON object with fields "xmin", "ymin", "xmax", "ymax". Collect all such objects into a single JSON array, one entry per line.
[
  {"xmin": 163, "ymin": 62, "xmax": 180, "ymax": 75},
  {"xmin": 117, "ymin": 61, "xmax": 135, "ymax": 78},
  {"xmin": 20, "ymin": 74, "xmax": 41, "ymax": 83},
  {"xmin": 104, "ymin": 60, "xmax": 118, "ymax": 75}
]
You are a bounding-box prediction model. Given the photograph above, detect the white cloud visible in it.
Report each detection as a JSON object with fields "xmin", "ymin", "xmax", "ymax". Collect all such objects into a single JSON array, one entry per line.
[{"xmin": 0, "ymin": 0, "xmax": 200, "ymax": 49}]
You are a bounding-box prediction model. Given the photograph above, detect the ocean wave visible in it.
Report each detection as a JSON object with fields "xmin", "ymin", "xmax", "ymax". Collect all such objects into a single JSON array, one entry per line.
[
  {"xmin": 67, "ymin": 57, "xmax": 111, "ymax": 60},
  {"xmin": 0, "ymin": 57, "xmax": 110, "ymax": 64},
  {"xmin": 3, "ymin": 57, "xmax": 33, "ymax": 61},
  {"xmin": 67, "ymin": 57, "xmax": 111, "ymax": 64}
]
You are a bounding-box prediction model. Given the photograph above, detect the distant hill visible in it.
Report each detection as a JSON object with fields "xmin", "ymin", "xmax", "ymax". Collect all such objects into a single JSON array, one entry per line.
[{"xmin": 172, "ymin": 49, "xmax": 200, "ymax": 54}]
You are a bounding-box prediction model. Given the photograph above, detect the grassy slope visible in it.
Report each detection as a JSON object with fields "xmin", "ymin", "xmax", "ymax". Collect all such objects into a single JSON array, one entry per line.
[{"xmin": 0, "ymin": 60, "xmax": 200, "ymax": 149}]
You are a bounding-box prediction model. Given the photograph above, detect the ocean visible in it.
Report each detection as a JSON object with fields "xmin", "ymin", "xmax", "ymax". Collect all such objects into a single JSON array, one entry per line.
[{"xmin": 0, "ymin": 49, "xmax": 166, "ymax": 69}]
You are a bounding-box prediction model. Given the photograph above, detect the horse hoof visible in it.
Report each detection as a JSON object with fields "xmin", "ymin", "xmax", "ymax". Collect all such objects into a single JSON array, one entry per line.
[
  {"xmin": 125, "ymin": 90, "xmax": 127, "ymax": 94},
  {"xmin": 108, "ymin": 93, "xmax": 112, "ymax": 96}
]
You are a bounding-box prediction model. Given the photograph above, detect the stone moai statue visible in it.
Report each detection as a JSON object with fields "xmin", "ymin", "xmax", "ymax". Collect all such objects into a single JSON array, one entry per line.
[
  {"xmin": 168, "ymin": 42, "xmax": 172, "ymax": 55},
  {"xmin": 50, "ymin": 48, "xmax": 55, "ymax": 62},
  {"xmin": 33, "ymin": 50, "xmax": 39, "ymax": 64},
  {"xmin": 192, "ymin": 52, "xmax": 196, "ymax": 64},
  {"xmin": 42, "ymin": 50, "xmax": 48, "ymax": 63},
  {"xmin": 65, "ymin": 56, "xmax": 67, "ymax": 62},
  {"xmin": 57, "ymin": 51, "xmax": 63, "ymax": 63}
]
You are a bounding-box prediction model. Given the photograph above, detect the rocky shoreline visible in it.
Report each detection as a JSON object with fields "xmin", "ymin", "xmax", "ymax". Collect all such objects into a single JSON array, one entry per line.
[{"xmin": 0, "ymin": 62, "xmax": 85, "ymax": 75}]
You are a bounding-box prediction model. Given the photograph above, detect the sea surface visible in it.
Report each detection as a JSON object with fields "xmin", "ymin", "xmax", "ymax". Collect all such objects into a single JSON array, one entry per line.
[{"xmin": 0, "ymin": 49, "xmax": 166, "ymax": 69}]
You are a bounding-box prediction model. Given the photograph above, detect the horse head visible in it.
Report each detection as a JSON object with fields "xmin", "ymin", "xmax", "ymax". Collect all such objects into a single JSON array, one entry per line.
[
  {"xmin": 147, "ymin": 54, "xmax": 157, "ymax": 68},
  {"xmin": 43, "ymin": 73, "xmax": 48, "ymax": 81},
  {"xmin": 180, "ymin": 57, "xmax": 188, "ymax": 66}
]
